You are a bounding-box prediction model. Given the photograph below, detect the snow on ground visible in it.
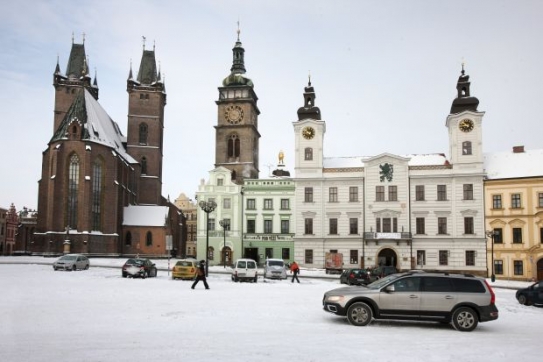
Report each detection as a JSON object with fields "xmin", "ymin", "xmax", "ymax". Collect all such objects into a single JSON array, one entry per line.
[{"xmin": 0, "ymin": 257, "xmax": 541, "ymax": 362}]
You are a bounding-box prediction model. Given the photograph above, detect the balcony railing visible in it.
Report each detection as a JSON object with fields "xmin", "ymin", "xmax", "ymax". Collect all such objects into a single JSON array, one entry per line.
[
  {"xmin": 364, "ymin": 232, "xmax": 412, "ymax": 240},
  {"xmin": 243, "ymin": 233, "xmax": 295, "ymax": 242}
]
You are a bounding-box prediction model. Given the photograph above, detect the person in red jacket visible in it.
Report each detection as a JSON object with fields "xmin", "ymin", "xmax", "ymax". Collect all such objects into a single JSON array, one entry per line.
[{"xmin": 290, "ymin": 261, "xmax": 300, "ymax": 283}]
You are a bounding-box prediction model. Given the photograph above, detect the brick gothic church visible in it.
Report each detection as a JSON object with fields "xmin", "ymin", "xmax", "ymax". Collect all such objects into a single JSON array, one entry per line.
[{"xmin": 33, "ymin": 38, "xmax": 182, "ymax": 257}]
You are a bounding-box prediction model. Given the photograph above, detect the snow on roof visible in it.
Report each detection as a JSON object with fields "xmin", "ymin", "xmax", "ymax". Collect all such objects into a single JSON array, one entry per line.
[
  {"xmin": 484, "ymin": 149, "xmax": 543, "ymax": 180},
  {"xmin": 123, "ymin": 205, "xmax": 169, "ymax": 227},
  {"xmin": 84, "ymin": 90, "xmax": 137, "ymax": 164},
  {"xmin": 323, "ymin": 154, "xmax": 448, "ymax": 168}
]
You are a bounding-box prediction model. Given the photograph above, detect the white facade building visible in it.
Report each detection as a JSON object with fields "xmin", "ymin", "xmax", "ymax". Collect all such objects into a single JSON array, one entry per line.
[{"xmin": 293, "ymin": 70, "xmax": 487, "ymax": 275}]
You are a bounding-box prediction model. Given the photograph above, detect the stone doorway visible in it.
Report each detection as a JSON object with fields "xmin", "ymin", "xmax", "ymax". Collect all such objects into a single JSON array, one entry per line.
[{"xmin": 377, "ymin": 248, "xmax": 398, "ymax": 268}]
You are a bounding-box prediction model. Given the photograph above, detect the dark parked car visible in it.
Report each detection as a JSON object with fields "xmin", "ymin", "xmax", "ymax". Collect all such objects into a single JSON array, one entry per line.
[
  {"xmin": 516, "ymin": 280, "xmax": 543, "ymax": 306},
  {"xmin": 122, "ymin": 258, "xmax": 157, "ymax": 278},
  {"xmin": 371, "ymin": 266, "xmax": 398, "ymax": 279},
  {"xmin": 340, "ymin": 269, "xmax": 375, "ymax": 285}
]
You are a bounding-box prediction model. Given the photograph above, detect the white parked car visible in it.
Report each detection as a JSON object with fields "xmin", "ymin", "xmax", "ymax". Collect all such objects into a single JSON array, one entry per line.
[
  {"xmin": 231, "ymin": 258, "xmax": 258, "ymax": 282},
  {"xmin": 264, "ymin": 258, "xmax": 287, "ymax": 280},
  {"xmin": 52, "ymin": 254, "xmax": 90, "ymax": 271}
]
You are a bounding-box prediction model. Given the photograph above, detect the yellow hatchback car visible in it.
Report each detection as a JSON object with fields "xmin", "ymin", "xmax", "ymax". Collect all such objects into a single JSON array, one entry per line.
[{"xmin": 172, "ymin": 259, "xmax": 198, "ymax": 280}]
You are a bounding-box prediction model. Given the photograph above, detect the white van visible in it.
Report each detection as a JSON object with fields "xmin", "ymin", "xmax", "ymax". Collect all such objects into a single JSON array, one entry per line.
[
  {"xmin": 231, "ymin": 258, "xmax": 258, "ymax": 283},
  {"xmin": 264, "ymin": 258, "xmax": 287, "ymax": 280}
]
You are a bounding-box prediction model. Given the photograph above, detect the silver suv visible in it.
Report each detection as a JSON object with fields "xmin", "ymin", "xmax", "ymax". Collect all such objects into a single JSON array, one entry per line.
[{"xmin": 323, "ymin": 271, "xmax": 498, "ymax": 332}]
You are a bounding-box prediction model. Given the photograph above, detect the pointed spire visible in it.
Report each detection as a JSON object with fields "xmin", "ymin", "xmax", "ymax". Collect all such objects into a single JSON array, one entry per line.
[
  {"xmin": 128, "ymin": 59, "xmax": 134, "ymax": 80},
  {"xmin": 297, "ymin": 75, "xmax": 321, "ymax": 121},
  {"xmin": 93, "ymin": 68, "xmax": 98, "ymax": 87},
  {"xmin": 230, "ymin": 22, "xmax": 246, "ymax": 75},
  {"xmin": 157, "ymin": 61, "xmax": 162, "ymax": 83},
  {"xmin": 137, "ymin": 45, "xmax": 158, "ymax": 85},
  {"xmin": 450, "ymin": 63, "xmax": 479, "ymax": 114},
  {"xmin": 54, "ymin": 54, "xmax": 61, "ymax": 75}
]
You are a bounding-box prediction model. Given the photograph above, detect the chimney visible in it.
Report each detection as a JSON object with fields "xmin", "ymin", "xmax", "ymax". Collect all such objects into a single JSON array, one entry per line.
[{"xmin": 512, "ymin": 146, "xmax": 525, "ymax": 153}]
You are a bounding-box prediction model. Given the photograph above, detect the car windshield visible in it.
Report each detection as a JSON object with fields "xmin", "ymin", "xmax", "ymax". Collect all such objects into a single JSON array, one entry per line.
[
  {"xmin": 366, "ymin": 273, "xmax": 402, "ymax": 289},
  {"xmin": 268, "ymin": 260, "xmax": 284, "ymax": 267},
  {"xmin": 61, "ymin": 255, "xmax": 77, "ymax": 261}
]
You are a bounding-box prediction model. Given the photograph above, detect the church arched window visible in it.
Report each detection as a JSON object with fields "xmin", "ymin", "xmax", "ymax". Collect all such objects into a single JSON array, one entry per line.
[
  {"xmin": 91, "ymin": 157, "xmax": 104, "ymax": 231},
  {"xmin": 67, "ymin": 153, "xmax": 80, "ymax": 229},
  {"xmin": 139, "ymin": 123, "xmax": 148, "ymax": 145},
  {"xmin": 141, "ymin": 157, "xmax": 147, "ymax": 174},
  {"xmin": 228, "ymin": 134, "xmax": 240, "ymax": 158},
  {"xmin": 125, "ymin": 231, "xmax": 132, "ymax": 246},
  {"xmin": 146, "ymin": 231, "xmax": 153, "ymax": 246}
]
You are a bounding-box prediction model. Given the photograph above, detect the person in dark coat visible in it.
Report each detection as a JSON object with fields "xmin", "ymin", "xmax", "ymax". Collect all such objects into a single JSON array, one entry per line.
[
  {"xmin": 290, "ymin": 261, "xmax": 300, "ymax": 283},
  {"xmin": 191, "ymin": 260, "xmax": 209, "ymax": 290}
]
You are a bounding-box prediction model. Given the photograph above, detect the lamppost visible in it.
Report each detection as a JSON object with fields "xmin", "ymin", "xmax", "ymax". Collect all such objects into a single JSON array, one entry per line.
[
  {"xmin": 199, "ymin": 200, "xmax": 217, "ymax": 277},
  {"xmin": 486, "ymin": 230, "xmax": 497, "ymax": 282},
  {"xmin": 240, "ymin": 187, "xmax": 244, "ymax": 258},
  {"xmin": 219, "ymin": 219, "xmax": 230, "ymax": 268}
]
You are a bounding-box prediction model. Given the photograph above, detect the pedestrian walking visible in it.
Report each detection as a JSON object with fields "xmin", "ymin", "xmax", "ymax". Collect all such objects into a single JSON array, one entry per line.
[
  {"xmin": 191, "ymin": 260, "xmax": 210, "ymax": 290},
  {"xmin": 290, "ymin": 261, "xmax": 300, "ymax": 283}
]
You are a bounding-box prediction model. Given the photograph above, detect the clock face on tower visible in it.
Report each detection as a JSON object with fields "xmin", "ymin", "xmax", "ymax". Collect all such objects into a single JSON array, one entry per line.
[
  {"xmin": 302, "ymin": 126, "xmax": 315, "ymax": 139},
  {"xmin": 459, "ymin": 119, "xmax": 474, "ymax": 132},
  {"xmin": 225, "ymin": 105, "xmax": 244, "ymax": 124}
]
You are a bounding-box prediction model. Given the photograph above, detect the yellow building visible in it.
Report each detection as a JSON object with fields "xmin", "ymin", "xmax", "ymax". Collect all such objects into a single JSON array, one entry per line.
[{"xmin": 484, "ymin": 146, "xmax": 543, "ymax": 281}]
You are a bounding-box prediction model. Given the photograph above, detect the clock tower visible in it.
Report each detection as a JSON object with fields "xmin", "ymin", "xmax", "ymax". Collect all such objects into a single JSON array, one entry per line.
[
  {"xmin": 445, "ymin": 66, "xmax": 485, "ymax": 170},
  {"xmin": 293, "ymin": 79, "xmax": 325, "ymax": 178},
  {"xmin": 215, "ymin": 29, "xmax": 260, "ymax": 183}
]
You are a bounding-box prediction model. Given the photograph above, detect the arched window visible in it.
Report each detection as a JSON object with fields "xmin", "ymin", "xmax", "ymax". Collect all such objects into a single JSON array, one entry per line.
[
  {"xmin": 67, "ymin": 153, "xmax": 80, "ymax": 228},
  {"xmin": 146, "ymin": 231, "xmax": 153, "ymax": 246},
  {"xmin": 139, "ymin": 123, "xmax": 148, "ymax": 145},
  {"xmin": 462, "ymin": 141, "xmax": 472, "ymax": 155},
  {"xmin": 141, "ymin": 157, "xmax": 147, "ymax": 174},
  {"xmin": 305, "ymin": 147, "xmax": 313, "ymax": 161},
  {"xmin": 91, "ymin": 158, "xmax": 104, "ymax": 231},
  {"xmin": 227, "ymin": 134, "xmax": 240, "ymax": 158},
  {"xmin": 125, "ymin": 231, "xmax": 132, "ymax": 246}
]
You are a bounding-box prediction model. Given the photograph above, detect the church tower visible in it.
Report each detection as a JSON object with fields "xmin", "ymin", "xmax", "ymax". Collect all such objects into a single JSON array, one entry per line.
[
  {"xmin": 53, "ymin": 35, "xmax": 98, "ymax": 133},
  {"xmin": 445, "ymin": 65, "xmax": 485, "ymax": 170},
  {"xmin": 126, "ymin": 41, "xmax": 167, "ymax": 205},
  {"xmin": 215, "ymin": 27, "xmax": 260, "ymax": 183}
]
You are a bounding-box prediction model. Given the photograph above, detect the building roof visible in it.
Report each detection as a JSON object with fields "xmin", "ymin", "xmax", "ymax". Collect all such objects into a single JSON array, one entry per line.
[
  {"xmin": 123, "ymin": 205, "xmax": 169, "ymax": 227},
  {"xmin": 484, "ymin": 148, "xmax": 543, "ymax": 180}
]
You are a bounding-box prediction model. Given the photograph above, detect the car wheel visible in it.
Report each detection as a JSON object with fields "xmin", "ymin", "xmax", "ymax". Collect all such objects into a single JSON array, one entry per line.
[
  {"xmin": 451, "ymin": 307, "xmax": 478, "ymax": 332},
  {"xmin": 72, "ymin": 265, "xmax": 77, "ymax": 271},
  {"xmin": 122, "ymin": 272, "xmax": 127, "ymax": 278},
  {"xmin": 254, "ymin": 276, "xmax": 258, "ymax": 283},
  {"xmin": 84, "ymin": 264, "xmax": 89, "ymax": 270},
  {"xmin": 346, "ymin": 302, "xmax": 373, "ymax": 327},
  {"xmin": 517, "ymin": 294, "xmax": 531, "ymax": 306},
  {"xmin": 142, "ymin": 271, "xmax": 148, "ymax": 279}
]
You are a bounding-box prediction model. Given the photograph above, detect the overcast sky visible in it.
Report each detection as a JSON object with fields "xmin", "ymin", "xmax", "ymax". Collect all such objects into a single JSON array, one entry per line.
[{"xmin": 1, "ymin": 0, "xmax": 542, "ymax": 210}]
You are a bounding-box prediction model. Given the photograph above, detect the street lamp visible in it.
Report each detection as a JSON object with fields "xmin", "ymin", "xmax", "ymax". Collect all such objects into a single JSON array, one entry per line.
[
  {"xmin": 199, "ymin": 200, "xmax": 217, "ymax": 276},
  {"xmin": 219, "ymin": 219, "xmax": 230, "ymax": 268},
  {"xmin": 486, "ymin": 230, "xmax": 497, "ymax": 282}
]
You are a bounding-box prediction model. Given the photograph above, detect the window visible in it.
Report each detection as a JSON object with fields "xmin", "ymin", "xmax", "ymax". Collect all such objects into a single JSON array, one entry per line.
[
  {"xmin": 281, "ymin": 220, "xmax": 290, "ymax": 234},
  {"xmin": 463, "ymin": 184, "xmax": 473, "ymax": 200},
  {"xmin": 67, "ymin": 154, "xmax": 80, "ymax": 229},
  {"xmin": 376, "ymin": 218, "xmax": 381, "ymax": 233},
  {"xmin": 329, "ymin": 218, "xmax": 338, "ymax": 235},
  {"xmin": 208, "ymin": 218, "xmax": 215, "ymax": 231},
  {"xmin": 388, "ymin": 186, "xmax": 397, "ymax": 201},
  {"xmin": 217, "ymin": 178, "xmax": 223, "ymax": 186},
  {"xmin": 263, "ymin": 199, "xmax": 273, "ymax": 210},
  {"xmin": 511, "ymin": 194, "xmax": 521, "ymax": 208},
  {"xmin": 437, "ymin": 185, "xmax": 447, "ymax": 201},
  {"xmin": 350, "ymin": 250, "xmax": 358, "ymax": 264},
  {"xmin": 141, "ymin": 157, "xmax": 147, "ymax": 174},
  {"xmin": 462, "ymin": 141, "xmax": 472, "ymax": 155},
  {"xmin": 349, "ymin": 218, "xmax": 358, "ymax": 234},
  {"xmin": 304, "ymin": 187, "xmax": 313, "ymax": 202},
  {"xmin": 282, "ymin": 248, "xmax": 290, "ymax": 260},
  {"xmin": 91, "ymin": 159, "xmax": 103, "ymax": 231},
  {"xmin": 329, "ymin": 187, "xmax": 338, "ymax": 202},
  {"xmin": 382, "ymin": 218, "xmax": 391, "ymax": 233},
  {"xmin": 139, "ymin": 123, "xmax": 148, "ymax": 144},
  {"xmin": 539, "ymin": 193, "xmax": 543, "ymax": 208},
  {"xmin": 416, "ymin": 218, "xmax": 425, "ymax": 234},
  {"xmin": 265, "ymin": 248, "xmax": 273, "ymax": 259},
  {"xmin": 376, "ymin": 186, "xmax": 385, "ymax": 201},
  {"xmin": 513, "ymin": 228, "xmax": 523, "ymax": 243},
  {"xmin": 493, "ymin": 228, "xmax": 503, "ymax": 243},
  {"xmin": 416, "ymin": 185, "xmax": 425, "ymax": 201},
  {"xmin": 417, "ymin": 250, "xmax": 425, "ymax": 266},
  {"xmin": 125, "ymin": 231, "xmax": 132, "ymax": 246},
  {"xmin": 465, "ymin": 250, "xmax": 475, "ymax": 266},
  {"xmin": 246, "ymin": 199, "xmax": 256, "ymax": 210},
  {"xmin": 280, "ymin": 199, "xmax": 289, "ymax": 210},
  {"xmin": 304, "ymin": 147, "xmax": 313, "ymax": 160},
  {"xmin": 492, "ymin": 195, "xmax": 502, "ymax": 209},
  {"xmin": 247, "ymin": 220, "xmax": 255, "ymax": 234},
  {"xmin": 227, "ymin": 134, "xmax": 240, "ymax": 158},
  {"xmin": 439, "ymin": 250, "xmax": 448, "ymax": 266},
  {"xmin": 304, "ymin": 218, "xmax": 313, "ymax": 234},
  {"xmin": 305, "ymin": 249, "xmax": 313, "ymax": 264},
  {"xmin": 146, "ymin": 231, "xmax": 152, "ymax": 246},
  {"xmin": 223, "ymin": 198, "xmax": 231, "ymax": 209},
  {"xmin": 464, "ymin": 217, "xmax": 474, "ymax": 234},
  {"xmin": 438, "ymin": 217, "xmax": 447, "ymax": 235},
  {"xmin": 514, "ymin": 260, "xmax": 523, "ymax": 275},
  {"xmin": 494, "ymin": 260, "xmax": 503, "ymax": 275},
  {"xmin": 264, "ymin": 220, "xmax": 273, "ymax": 234},
  {"xmin": 349, "ymin": 187, "xmax": 358, "ymax": 202}
]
